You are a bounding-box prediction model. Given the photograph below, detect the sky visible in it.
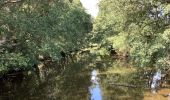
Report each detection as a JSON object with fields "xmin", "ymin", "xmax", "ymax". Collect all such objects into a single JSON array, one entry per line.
[{"xmin": 80, "ymin": 0, "xmax": 99, "ymax": 17}]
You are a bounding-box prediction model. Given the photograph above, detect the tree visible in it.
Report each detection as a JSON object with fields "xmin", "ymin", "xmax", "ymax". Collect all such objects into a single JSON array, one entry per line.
[
  {"xmin": 0, "ymin": 0, "xmax": 92, "ymax": 74},
  {"xmin": 93, "ymin": 0, "xmax": 170, "ymax": 68}
]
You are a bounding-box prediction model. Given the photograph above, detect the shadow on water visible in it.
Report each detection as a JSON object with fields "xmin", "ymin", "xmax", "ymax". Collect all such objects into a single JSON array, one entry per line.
[
  {"xmin": 0, "ymin": 55, "xmax": 170, "ymax": 100},
  {"xmin": 0, "ymin": 59, "xmax": 92, "ymax": 100}
]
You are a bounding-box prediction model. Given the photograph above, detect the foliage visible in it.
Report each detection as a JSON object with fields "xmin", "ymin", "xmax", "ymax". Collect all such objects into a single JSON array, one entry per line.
[
  {"xmin": 0, "ymin": 52, "xmax": 30, "ymax": 75},
  {"xmin": 93, "ymin": 0, "xmax": 170, "ymax": 68},
  {"xmin": 0, "ymin": 0, "xmax": 92, "ymax": 73}
]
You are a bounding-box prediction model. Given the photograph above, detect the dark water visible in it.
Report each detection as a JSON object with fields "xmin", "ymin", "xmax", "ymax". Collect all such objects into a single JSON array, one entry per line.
[{"xmin": 0, "ymin": 58, "xmax": 169, "ymax": 100}]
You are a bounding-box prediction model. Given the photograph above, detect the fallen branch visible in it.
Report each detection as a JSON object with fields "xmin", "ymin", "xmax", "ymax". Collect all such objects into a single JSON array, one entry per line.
[
  {"xmin": 109, "ymin": 83, "xmax": 139, "ymax": 88},
  {"xmin": 110, "ymin": 83, "xmax": 170, "ymax": 89}
]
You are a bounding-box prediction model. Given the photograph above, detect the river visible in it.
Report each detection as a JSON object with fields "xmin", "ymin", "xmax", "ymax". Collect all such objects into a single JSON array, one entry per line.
[{"xmin": 0, "ymin": 56, "xmax": 169, "ymax": 100}]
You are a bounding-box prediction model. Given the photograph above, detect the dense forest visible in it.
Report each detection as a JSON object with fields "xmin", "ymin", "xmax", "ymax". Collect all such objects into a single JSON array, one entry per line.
[
  {"xmin": 0, "ymin": 0, "xmax": 170, "ymax": 78},
  {"xmin": 0, "ymin": 0, "xmax": 92, "ymax": 75}
]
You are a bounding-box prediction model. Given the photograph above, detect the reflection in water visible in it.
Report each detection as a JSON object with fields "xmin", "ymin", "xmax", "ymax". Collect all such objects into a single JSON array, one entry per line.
[
  {"xmin": 89, "ymin": 70, "xmax": 102, "ymax": 100},
  {"xmin": 0, "ymin": 58, "xmax": 170, "ymax": 100},
  {"xmin": 144, "ymin": 89, "xmax": 170, "ymax": 100},
  {"xmin": 0, "ymin": 61, "xmax": 91, "ymax": 100},
  {"xmin": 151, "ymin": 69, "xmax": 162, "ymax": 94}
]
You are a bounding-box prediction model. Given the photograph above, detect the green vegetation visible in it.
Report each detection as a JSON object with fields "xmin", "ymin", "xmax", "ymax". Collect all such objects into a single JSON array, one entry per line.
[
  {"xmin": 93, "ymin": 0, "xmax": 170, "ymax": 68},
  {"xmin": 0, "ymin": 0, "xmax": 92, "ymax": 75},
  {"xmin": 0, "ymin": 0, "xmax": 170, "ymax": 76},
  {"xmin": 1, "ymin": 1, "xmax": 170, "ymax": 99}
]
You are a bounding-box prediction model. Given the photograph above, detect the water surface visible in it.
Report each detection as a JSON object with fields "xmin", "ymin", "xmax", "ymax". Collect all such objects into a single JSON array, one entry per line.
[{"xmin": 0, "ymin": 58, "xmax": 169, "ymax": 100}]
